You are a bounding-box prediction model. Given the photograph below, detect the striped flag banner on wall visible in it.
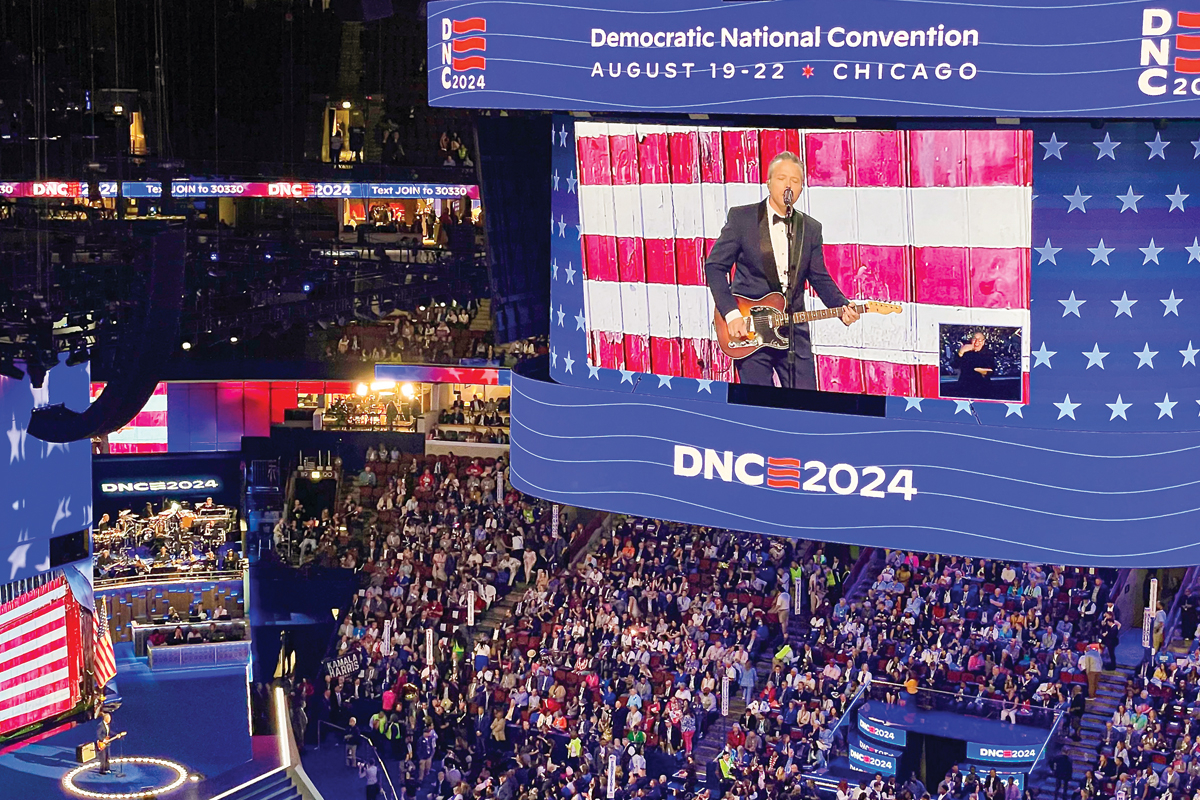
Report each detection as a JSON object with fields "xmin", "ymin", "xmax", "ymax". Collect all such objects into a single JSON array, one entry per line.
[
  {"xmin": 90, "ymin": 382, "xmax": 168, "ymax": 453},
  {"xmin": 574, "ymin": 122, "xmax": 1033, "ymax": 399},
  {"xmin": 0, "ymin": 575, "xmax": 84, "ymax": 736}
]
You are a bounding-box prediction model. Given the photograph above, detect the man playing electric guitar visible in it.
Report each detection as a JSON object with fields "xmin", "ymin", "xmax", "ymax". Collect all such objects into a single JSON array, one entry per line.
[
  {"xmin": 95, "ymin": 712, "xmax": 125, "ymax": 774},
  {"xmin": 704, "ymin": 151, "xmax": 859, "ymax": 389}
]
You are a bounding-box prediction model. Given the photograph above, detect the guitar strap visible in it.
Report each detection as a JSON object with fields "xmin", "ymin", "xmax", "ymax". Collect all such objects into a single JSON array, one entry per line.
[{"xmin": 756, "ymin": 200, "xmax": 783, "ymax": 296}]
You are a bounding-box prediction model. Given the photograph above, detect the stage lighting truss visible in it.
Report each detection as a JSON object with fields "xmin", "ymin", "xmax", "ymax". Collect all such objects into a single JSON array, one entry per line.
[{"xmin": 61, "ymin": 756, "xmax": 189, "ymax": 799}]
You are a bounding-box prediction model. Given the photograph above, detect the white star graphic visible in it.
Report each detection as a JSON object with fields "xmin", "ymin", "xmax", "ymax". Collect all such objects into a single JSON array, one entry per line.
[
  {"xmin": 7, "ymin": 415, "xmax": 26, "ymax": 464},
  {"xmin": 1064, "ymin": 186, "xmax": 1092, "ymax": 213},
  {"xmin": 1112, "ymin": 291, "xmax": 1137, "ymax": 317},
  {"xmin": 1034, "ymin": 239, "xmax": 1062, "ymax": 265},
  {"xmin": 1032, "ymin": 342, "xmax": 1056, "ymax": 368},
  {"xmin": 588, "ymin": 364, "xmax": 601, "ymax": 380},
  {"xmin": 575, "ymin": 223, "xmax": 583, "ymax": 240},
  {"xmin": 697, "ymin": 380, "xmax": 713, "ymax": 394},
  {"xmin": 556, "ymin": 305, "xmax": 565, "ymax": 327},
  {"xmin": 1095, "ymin": 132, "xmax": 1121, "ymax": 160},
  {"xmin": 558, "ymin": 125, "xmax": 569, "ymax": 147},
  {"xmin": 619, "ymin": 369, "xmax": 636, "ymax": 384},
  {"xmin": 1135, "ymin": 343, "xmax": 1159, "ymax": 368},
  {"xmin": 1140, "ymin": 238, "xmax": 1164, "ymax": 264},
  {"xmin": 1116, "ymin": 186, "xmax": 1143, "ymax": 212},
  {"xmin": 1193, "ymin": 135, "xmax": 1200, "ymax": 158},
  {"xmin": 575, "ymin": 310, "xmax": 586, "ymax": 331},
  {"xmin": 51, "ymin": 497, "xmax": 71, "ymax": 535},
  {"xmin": 1146, "ymin": 132, "xmax": 1170, "ymax": 159},
  {"xmin": 1168, "ymin": 185, "xmax": 1190, "ymax": 212},
  {"xmin": 1188, "ymin": 238, "xmax": 1200, "ymax": 263},
  {"xmin": 657, "ymin": 375, "xmax": 673, "ymax": 388},
  {"xmin": 1162, "ymin": 290, "xmax": 1183, "ymax": 316},
  {"xmin": 1088, "ymin": 239, "xmax": 1115, "ymax": 264},
  {"xmin": 551, "ymin": 258, "xmax": 559, "ymax": 281},
  {"xmin": 1106, "ymin": 395, "xmax": 1132, "ymax": 420},
  {"xmin": 566, "ymin": 171, "xmax": 579, "ymax": 193},
  {"xmin": 1054, "ymin": 394, "xmax": 1081, "ymax": 420},
  {"xmin": 562, "ymin": 352, "xmax": 574, "ymax": 374},
  {"xmin": 1182, "ymin": 341, "xmax": 1199, "ymax": 366},
  {"xmin": 1082, "ymin": 344, "xmax": 1109, "ymax": 369},
  {"xmin": 1004, "ymin": 403, "xmax": 1024, "ymax": 418},
  {"xmin": 1157, "ymin": 392, "xmax": 1178, "ymax": 419},
  {"xmin": 8, "ymin": 543, "xmax": 30, "ymax": 580},
  {"xmin": 557, "ymin": 216, "xmax": 567, "ymax": 237},
  {"xmin": 954, "ymin": 400, "xmax": 974, "ymax": 415},
  {"xmin": 904, "ymin": 397, "xmax": 923, "ymax": 411},
  {"xmin": 30, "ymin": 375, "xmax": 49, "ymax": 409},
  {"xmin": 1059, "ymin": 291, "xmax": 1086, "ymax": 317},
  {"xmin": 44, "ymin": 440, "xmax": 69, "ymax": 458},
  {"xmin": 551, "ymin": 170, "xmax": 560, "ymax": 191},
  {"xmin": 1040, "ymin": 133, "xmax": 1067, "ymax": 160},
  {"xmin": 550, "ymin": 348, "xmax": 557, "ymax": 368},
  {"xmin": 551, "ymin": 215, "xmax": 556, "ymax": 235},
  {"xmin": 564, "ymin": 264, "xmax": 576, "ymax": 284}
]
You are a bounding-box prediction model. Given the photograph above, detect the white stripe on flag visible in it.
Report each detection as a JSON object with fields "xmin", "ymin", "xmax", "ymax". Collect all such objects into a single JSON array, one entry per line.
[
  {"xmin": 0, "ymin": 687, "xmax": 72, "ymax": 724},
  {"xmin": 0, "ymin": 630, "xmax": 67, "ymax": 676},
  {"xmin": 0, "ymin": 606, "xmax": 66, "ymax": 654},
  {"xmin": 107, "ymin": 426, "xmax": 169, "ymax": 444},
  {"xmin": 0, "ymin": 645, "xmax": 68, "ymax": 685},
  {"xmin": 0, "ymin": 667, "xmax": 70, "ymax": 705},
  {"xmin": 0, "ymin": 584, "xmax": 66, "ymax": 630}
]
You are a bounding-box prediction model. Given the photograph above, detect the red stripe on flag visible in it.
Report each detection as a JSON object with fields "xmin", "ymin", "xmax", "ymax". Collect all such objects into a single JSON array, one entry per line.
[
  {"xmin": 452, "ymin": 36, "xmax": 486, "ymax": 53},
  {"xmin": 767, "ymin": 478, "xmax": 801, "ymax": 489},
  {"xmin": 609, "ymin": 133, "xmax": 639, "ymax": 186},
  {"xmin": 451, "ymin": 18, "xmax": 486, "ymax": 34},
  {"xmin": 668, "ymin": 130, "xmax": 699, "ymax": 184},
  {"xmin": 126, "ymin": 409, "xmax": 167, "ymax": 429},
  {"xmin": 1176, "ymin": 56, "xmax": 1200, "ymax": 74},
  {"xmin": 451, "ymin": 56, "xmax": 486, "ymax": 71}
]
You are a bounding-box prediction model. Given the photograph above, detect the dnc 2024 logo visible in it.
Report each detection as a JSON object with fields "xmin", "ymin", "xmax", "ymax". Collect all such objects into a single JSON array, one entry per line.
[
  {"xmin": 439, "ymin": 17, "xmax": 487, "ymax": 91},
  {"xmin": 1139, "ymin": 8, "xmax": 1200, "ymax": 95}
]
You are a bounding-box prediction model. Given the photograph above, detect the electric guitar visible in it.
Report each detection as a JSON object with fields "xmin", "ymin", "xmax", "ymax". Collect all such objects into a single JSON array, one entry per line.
[
  {"xmin": 97, "ymin": 731, "xmax": 126, "ymax": 751},
  {"xmin": 713, "ymin": 293, "xmax": 903, "ymax": 360}
]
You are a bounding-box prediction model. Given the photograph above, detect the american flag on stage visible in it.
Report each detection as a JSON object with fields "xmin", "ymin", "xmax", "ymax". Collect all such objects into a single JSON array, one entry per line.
[
  {"xmin": 572, "ymin": 122, "xmax": 1033, "ymax": 399},
  {"xmin": 91, "ymin": 382, "xmax": 167, "ymax": 453},
  {"xmin": 93, "ymin": 596, "xmax": 117, "ymax": 690},
  {"xmin": 0, "ymin": 575, "xmax": 84, "ymax": 736}
]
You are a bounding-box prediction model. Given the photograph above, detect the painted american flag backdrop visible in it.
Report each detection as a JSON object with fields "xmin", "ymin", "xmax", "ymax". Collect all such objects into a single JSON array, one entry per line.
[
  {"xmin": 90, "ymin": 382, "xmax": 168, "ymax": 454},
  {"xmin": 0, "ymin": 575, "xmax": 84, "ymax": 736},
  {"xmin": 570, "ymin": 121, "xmax": 1033, "ymax": 399}
]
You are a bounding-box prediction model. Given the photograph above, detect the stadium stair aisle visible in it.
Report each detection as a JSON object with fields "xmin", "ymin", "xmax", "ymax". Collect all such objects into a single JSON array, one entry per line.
[
  {"xmin": 225, "ymin": 771, "xmax": 305, "ymax": 800},
  {"xmin": 1028, "ymin": 630, "xmax": 1144, "ymax": 799},
  {"xmin": 470, "ymin": 299, "xmax": 492, "ymax": 332}
]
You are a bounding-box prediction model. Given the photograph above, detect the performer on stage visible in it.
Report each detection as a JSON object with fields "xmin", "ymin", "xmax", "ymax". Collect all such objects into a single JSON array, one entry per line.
[
  {"xmin": 704, "ymin": 151, "xmax": 860, "ymax": 389},
  {"xmin": 96, "ymin": 712, "xmax": 114, "ymax": 775}
]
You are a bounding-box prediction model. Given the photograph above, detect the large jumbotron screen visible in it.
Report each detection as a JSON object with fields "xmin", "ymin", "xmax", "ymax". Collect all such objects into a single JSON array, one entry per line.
[{"xmin": 570, "ymin": 122, "xmax": 1032, "ymax": 403}]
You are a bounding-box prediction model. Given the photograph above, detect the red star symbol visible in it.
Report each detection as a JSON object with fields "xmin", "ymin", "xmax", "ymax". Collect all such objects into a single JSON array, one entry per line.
[{"xmin": 802, "ymin": 65, "xmax": 814, "ymax": 78}]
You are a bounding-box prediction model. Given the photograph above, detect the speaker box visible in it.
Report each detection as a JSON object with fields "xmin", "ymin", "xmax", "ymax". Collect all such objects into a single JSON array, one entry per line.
[{"xmin": 76, "ymin": 741, "xmax": 96, "ymax": 763}]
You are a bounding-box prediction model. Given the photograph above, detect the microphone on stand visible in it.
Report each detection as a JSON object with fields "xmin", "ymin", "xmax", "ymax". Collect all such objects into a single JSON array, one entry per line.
[{"xmin": 783, "ymin": 187, "xmax": 794, "ymax": 218}]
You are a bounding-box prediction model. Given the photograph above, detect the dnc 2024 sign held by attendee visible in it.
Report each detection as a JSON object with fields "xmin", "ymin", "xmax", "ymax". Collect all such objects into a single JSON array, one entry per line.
[{"xmin": 428, "ymin": 0, "xmax": 1200, "ymax": 117}]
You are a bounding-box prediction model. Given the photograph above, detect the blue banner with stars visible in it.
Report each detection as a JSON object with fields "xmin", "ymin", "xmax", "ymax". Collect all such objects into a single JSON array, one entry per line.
[
  {"xmin": 550, "ymin": 116, "xmax": 1200, "ymax": 433},
  {"xmin": 430, "ymin": 0, "xmax": 1200, "ymax": 117},
  {"xmin": 1, "ymin": 359, "xmax": 93, "ymax": 587}
]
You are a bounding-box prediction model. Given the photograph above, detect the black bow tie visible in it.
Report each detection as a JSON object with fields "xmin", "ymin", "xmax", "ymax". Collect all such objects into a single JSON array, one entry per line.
[{"xmin": 772, "ymin": 213, "xmax": 791, "ymax": 226}]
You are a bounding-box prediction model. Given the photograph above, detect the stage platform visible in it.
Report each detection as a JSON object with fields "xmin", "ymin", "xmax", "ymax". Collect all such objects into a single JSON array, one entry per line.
[
  {"xmin": 859, "ymin": 700, "xmax": 1052, "ymax": 747},
  {"xmin": 0, "ymin": 643, "xmax": 255, "ymax": 799}
]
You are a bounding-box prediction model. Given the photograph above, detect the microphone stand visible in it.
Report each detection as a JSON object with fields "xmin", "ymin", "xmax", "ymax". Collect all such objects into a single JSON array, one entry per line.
[{"xmin": 785, "ymin": 201, "xmax": 798, "ymax": 390}]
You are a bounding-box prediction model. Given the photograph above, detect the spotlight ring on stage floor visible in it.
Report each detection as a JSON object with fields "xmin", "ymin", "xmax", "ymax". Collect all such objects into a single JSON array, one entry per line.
[{"xmin": 61, "ymin": 756, "xmax": 189, "ymax": 799}]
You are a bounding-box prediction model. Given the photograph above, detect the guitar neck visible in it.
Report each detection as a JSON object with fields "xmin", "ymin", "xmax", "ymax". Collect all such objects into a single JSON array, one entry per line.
[{"xmin": 792, "ymin": 303, "xmax": 866, "ymax": 324}]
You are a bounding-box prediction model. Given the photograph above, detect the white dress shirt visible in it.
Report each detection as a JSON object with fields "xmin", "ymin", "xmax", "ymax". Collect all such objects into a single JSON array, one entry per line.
[{"xmin": 725, "ymin": 203, "xmax": 793, "ymax": 325}]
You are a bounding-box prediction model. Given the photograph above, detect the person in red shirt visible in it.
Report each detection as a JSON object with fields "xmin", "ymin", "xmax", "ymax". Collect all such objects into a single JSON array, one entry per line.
[{"xmin": 726, "ymin": 723, "xmax": 745, "ymax": 750}]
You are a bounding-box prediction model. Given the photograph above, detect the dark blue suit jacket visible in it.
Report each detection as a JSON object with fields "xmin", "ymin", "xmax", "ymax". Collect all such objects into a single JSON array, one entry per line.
[{"xmin": 704, "ymin": 200, "xmax": 850, "ymax": 357}]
